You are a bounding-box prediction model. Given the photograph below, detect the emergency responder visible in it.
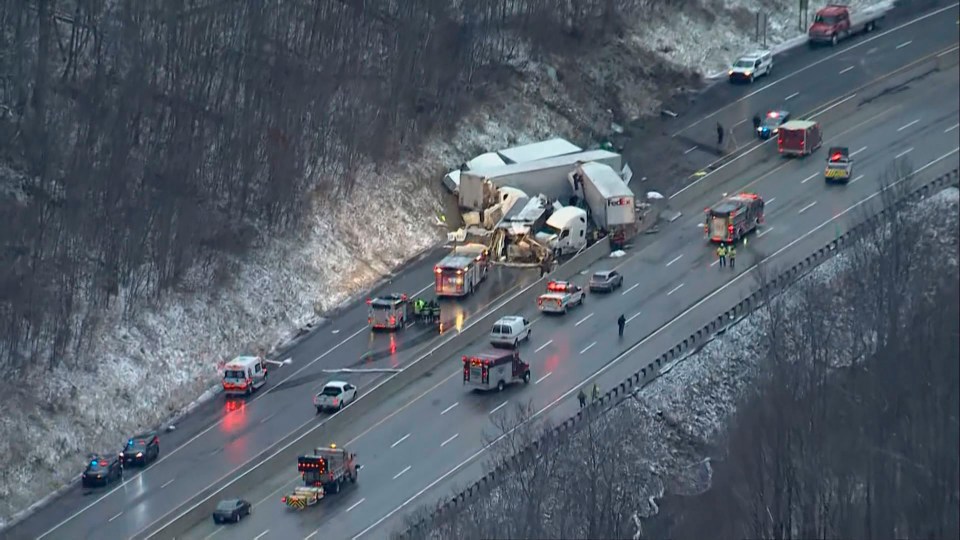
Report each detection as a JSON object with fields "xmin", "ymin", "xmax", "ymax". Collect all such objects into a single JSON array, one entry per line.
[
  {"xmin": 413, "ymin": 298, "xmax": 423, "ymax": 319},
  {"xmin": 728, "ymin": 245, "xmax": 737, "ymax": 269},
  {"xmin": 752, "ymin": 113, "xmax": 762, "ymax": 132},
  {"xmin": 617, "ymin": 314, "xmax": 626, "ymax": 337},
  {"xmin": 716, "ymin": 122, "xmax": 724, "ymax": 146},
  {"xmin": 592, "ymin": 383, "xmax": 600, "ymax": 401},
  {"xmin": 716, "ymin": 244, "xmax": 727, "ymax": 268},
  {"xmin": 578, "ymin": 388, "xmax": 587, "ymax": 408}
]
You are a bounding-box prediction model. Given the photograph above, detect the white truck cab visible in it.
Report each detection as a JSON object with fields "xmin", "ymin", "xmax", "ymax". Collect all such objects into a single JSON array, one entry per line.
[
  {"xmin": 535, "ymin": 206, "xmax": 587, "ymax": 256},
  {"xmin": 222, "ymin": 356, "xmax": 268, "ymax": 396}
]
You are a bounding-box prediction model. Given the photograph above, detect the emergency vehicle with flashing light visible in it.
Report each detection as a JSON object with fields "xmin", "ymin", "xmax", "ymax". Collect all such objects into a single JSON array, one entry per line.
[
  {"xmin": 221, "ymin": 355, "xmax": 268, "ymax": 397},
  {"xmin": 82, "ymin": 453, "xmax": 123, "ymax": 488},
  {"xmin": 281, "ymin": 444, "xmax": 359, "ymax": 510},
  {"xmin": 705, "ymin": 193, "xmax": 765, "ymax": 244},
  {"xmin": 367, "ymin": 293, "xmax": 412, "ymax": 330},
  {"xmin": 120, "ymin": 431, "xmax": 160, "ymax": 466},
  {"xmin": 462, "ymin": 349, "xmax": 531, "ymax": 392},
  {"xmin": 537, "ymin": 280, "xmax": 585, "ymax": 314},
  {"xmin": 824, "ymin": 146, "xmax": 854, "ymax": 182},
  {"xmin": 313, "ymin": 380, "xmax": 358, "ymax": 413},
  {"xmin": 757, "ymin": 110, "xmax": 791, "ymax": 139},
  {"xmin": 778, "ymin": 120, "xmax": 822, "ymax": 156},
  {"xmin": 434, "ymin": 243, "xmax": 489, "ymax": 297}
]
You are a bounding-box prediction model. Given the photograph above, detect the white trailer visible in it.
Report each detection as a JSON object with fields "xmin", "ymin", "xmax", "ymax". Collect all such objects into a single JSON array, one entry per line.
[
  {"xmin": 459, "ymin": 150, "xmax": 622, "ymax": 211},
  {"xmin": 570, "ymin": 162, "xmax": 636, "ymax": 231},
  {"xmin": 496, "ymin": 138, "xmax": 582, "ymax": 164}
]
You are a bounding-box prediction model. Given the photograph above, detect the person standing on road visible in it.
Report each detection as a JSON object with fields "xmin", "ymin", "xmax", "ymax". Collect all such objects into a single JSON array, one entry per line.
[
  {"xmin": 592, "ymin": 383, "xmax": 600, "ymax": 401},
  {"xmin": 578, "ymin": 388, "xmax": 587, "ymax": 408},
  {"xmin": 728, "ymin": 245, "xmax": 737, "ymax": 269},
  {"xmin": 752, "ymin": 113, "xmax": 762, "ymax": 132},
  {"xmin": 617, "ymin": 314, "xmax": 626, "ymax": 338},
  {"xmin": 717, "ymin": 244, "xmax": 727, "ymax": 268},
  {"xmin": 716, "ymin": 122, "xmax": 725, "ymax": 147}
]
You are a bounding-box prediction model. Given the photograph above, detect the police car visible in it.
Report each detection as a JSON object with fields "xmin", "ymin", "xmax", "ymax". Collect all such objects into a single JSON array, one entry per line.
[
  {"xmin": 757, "ymin": 110, "xmax": 791, "ymax": 139},
  {"xmin": 81, "ymin": 453, "xmax": 123, "ymax": 488}
]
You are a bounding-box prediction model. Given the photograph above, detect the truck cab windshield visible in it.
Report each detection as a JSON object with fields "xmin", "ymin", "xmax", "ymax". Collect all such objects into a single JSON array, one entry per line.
[
  {"xmin": 815, "ymin": 15, "xmax": 839, "ymax": 24},
  {"xmin": 541, "ymin": 223, "xmax": 563, "ymax": 236}
]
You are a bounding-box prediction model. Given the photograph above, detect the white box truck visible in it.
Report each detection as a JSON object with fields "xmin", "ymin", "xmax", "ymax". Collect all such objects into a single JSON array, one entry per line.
[
  {"xmin": 459, "ymin": 150, "xmax": 622, "ymax": 211},
  {"xmin": 570, "ymin": 162, "xmax": 636, "ymax": 237},
  {"xmin": 496, "ymin": 138, "xmax": 582, "ymax": 164}
]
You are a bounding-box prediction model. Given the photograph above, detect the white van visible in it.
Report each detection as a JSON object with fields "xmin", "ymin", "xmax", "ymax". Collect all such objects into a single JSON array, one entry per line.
[
  {"xmin": 489, "ymin": 316, "xmax": 532, "ymax": 348},
  {"xmin": 535, "ymin": 207, "xmax": 587, "ymax": 256},
  {"xmin": 222, "ymin": 356, "xmax": 268, "ymax": 396}
]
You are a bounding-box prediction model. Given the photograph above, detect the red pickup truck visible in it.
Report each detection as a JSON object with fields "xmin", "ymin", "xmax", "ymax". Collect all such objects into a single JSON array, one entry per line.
[{"xmin": 808, "ymin": 4, "xmax": 885, "ymax": 47}]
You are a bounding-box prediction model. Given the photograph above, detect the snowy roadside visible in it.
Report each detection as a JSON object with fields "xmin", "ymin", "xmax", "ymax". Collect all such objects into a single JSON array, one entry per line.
[{"xmin": 0, "ymin": 0, "xmax": 899, "ymax": 529}]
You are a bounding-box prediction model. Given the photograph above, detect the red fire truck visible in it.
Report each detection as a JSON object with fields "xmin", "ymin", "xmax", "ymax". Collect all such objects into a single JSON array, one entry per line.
[
  {"xmin": 462, "ymin": 349, "xmax": 531, "ymax": 392},
  {"xmin": 434, "ymin": 243, "xmax": 489, "ymax": 297},
  {"xmin": 704, "ymin": 193, "xmax": 765, "ymax": 244}
]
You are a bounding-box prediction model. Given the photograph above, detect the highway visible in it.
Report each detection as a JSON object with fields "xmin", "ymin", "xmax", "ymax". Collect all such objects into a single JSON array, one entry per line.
[
  {"xmin": 176, "ymin": 42, "xmax": 960, "ymax": 540},
  {"xmin": 7, "ymin": 2, "xmax": 955, "ymax": 539}
]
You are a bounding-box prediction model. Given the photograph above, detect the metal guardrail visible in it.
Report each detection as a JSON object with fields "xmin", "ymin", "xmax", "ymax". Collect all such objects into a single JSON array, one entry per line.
[{"xmin": 396, "ymin": 166, "xmax": 960, "ymax": 539}]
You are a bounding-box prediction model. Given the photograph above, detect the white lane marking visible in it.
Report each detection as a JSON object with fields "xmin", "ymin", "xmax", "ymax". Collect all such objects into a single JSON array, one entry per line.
[
  {"xmin": 734, "ymin": 118, "xmax": 748, "ymax": 127},
  {"xmin": 758, "ymin": 227, "xmax": 774, "ymax": 238},
  {"xmin": 575, "ymin": 313, "xmax": 594, "ymax": 326},
  {"xmin": 710, "ymin": 259, "xmax": 720, "ymax": 267},
  {"xmin": 850, "ymin": 174, "xmax": 865, "ymax": 184},
  {"xmin": 684, "ymin": 145, "xmax": 698, "ymax": 155},
  {"xmin": 535, "ymin": 372, "xmax": 553, "ymax": 385},
  {"xmin": 259, "ymin": 413, "xmax": 275, "ymax": 424},
  {"xmin": 946, "ymin": 123, "xmax": 960, "ymax": 133},
  {"xmin": 896, "ymin": 40, "xmax": 913, "ymax": 49},
  {"xmin": 108, "ymin": 512, "xmax": 123, "ymax": 522},
  {"xmin": 254, "ymin": 532, "xmax": 269, "ymax": 540},
  {"xmin": 896, "ymin": 147, "xmax": 914, "ymax": 159},
  {"xmin": 393, "ymin": 466, "xmax": 411, "ymax": 480},
  {"xmin": 160, "ymin": 478, "xmax": 175, "ymax": 489},
  {"xmin": 580, "ymin": 342, "xmax": 596, "ymax": 354},
  {"xmin": 766, "ymin": 197, "xmax": 776, "ymax": 205},
  {"xmin": 40, "ymin": 322, "xmax": 372, "ymax": 539},
  {"xmin": 625, "ymin": 312, "xmax": 642, "ymax": 324},
  {"xmin": 839, "ymin": 66, "xmax": 855, "ymax": 74},
  {"xmin": 621, "ymin": 283, "xmax": 639, "ymax": 295},
  {"xmin": 535, "ymin": 340, "xmax": 553, "ymax": 353},
  {"xmin": 441, "ymin": 434, "xmax": 459, "ymax": 447},
  {"xmin": 353, "ymin": 148, "xmax": 960, "ymax": 540},
  {"xmin": 785, "ymin": 92, "xmax": 799, "ymax": 101},
  {"xmin": 799, "ymin": 201, "xmax": 818, "ymax": 214},
  {"xmin": 390, "ymin": 433, "xmax": 411, "ymax": 448},
  {"xmin": 331, "ymin": 329, "xmax": 340, "ymax": 334},
  {"xmin": 413, "ymin": 282, "xmax": 433, "ymax": 296},
  {"xmin": 801, "ymin": 172, "xmax": 818, "ymax": 184},
  {"xmin": 667, "ymin": 283, "xmax": 684, "ymax": 296},
  {"xmin": 347, "ymin": 498, "xmax": 366, "ymax": 512},
  {"xmin": 897, "ymin": 119, "xmax": 920, "ymax": 132},
  {"xmin": 663, "ymin": 3, "xmax": 956, "ymax": 140},
  {"xmin": 851, "ymin": 146, "xmax": 868, "ymax": 157},
  {"xmin": 305, "ymin": 533, "xmax": 318, "ymax": 540},
  {"xmin": 440, "ymin": 402, "xmax": 458, "ymax": 415},
  {"xmin": 666, "ymin": 254, "xmax": 684, "ymax": 267},
  {"xmin": 489, "ymin": 401, "xmax": 508, "ymax": 415}
]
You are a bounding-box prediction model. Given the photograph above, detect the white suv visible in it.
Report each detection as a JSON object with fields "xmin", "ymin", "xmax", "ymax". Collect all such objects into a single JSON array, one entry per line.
[{"xmin": 728, "ymin": 50, "xmax": 773, "ymax": 83}]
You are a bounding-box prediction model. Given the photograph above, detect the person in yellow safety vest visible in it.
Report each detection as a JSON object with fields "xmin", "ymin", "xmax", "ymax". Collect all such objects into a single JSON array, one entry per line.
[
  {"xmin": 592, "ymin": 383, "xmax": 600, "ymax": 401},
  {"xmin": 414, "ymin": 298, "xmax": 425, "ymax": 316},
  {"xmin": 728, "ymin": 245, "xmax": 737, "ymax": 269},
  {"xmin": 716, "ymin": 244, "xmax": 727, "ymax": 268}
]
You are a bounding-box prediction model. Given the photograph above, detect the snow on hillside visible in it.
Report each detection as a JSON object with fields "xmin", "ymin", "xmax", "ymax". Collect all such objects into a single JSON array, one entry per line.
[{"xmin": 0, "ymin": 0, "xmax": 897, "ymax": 529}]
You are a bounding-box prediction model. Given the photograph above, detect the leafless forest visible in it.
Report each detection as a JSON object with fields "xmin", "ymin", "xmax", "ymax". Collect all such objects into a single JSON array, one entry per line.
[
  {"xmin": 0, "ymin": 0, "xmax": 665, "ymax": 373},
  {"xmin": 396, "ymin": 183, "xmax": 960, "ymax": 539}
]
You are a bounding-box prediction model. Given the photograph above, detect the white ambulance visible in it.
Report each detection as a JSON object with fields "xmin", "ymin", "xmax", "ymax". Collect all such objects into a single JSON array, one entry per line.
[{"xmin": 222, "ymin": 355, "xmax": 269, "ymax": 397}]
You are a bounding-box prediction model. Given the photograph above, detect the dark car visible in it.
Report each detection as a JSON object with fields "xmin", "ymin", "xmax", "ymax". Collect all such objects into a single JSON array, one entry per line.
[
  {"xmin": 588, "ymin": 270, "xmax": 624, "ymax": 292},
  {"xmin": 81, "ymin": 453, "xmax": 123, "ymax": 488},
  {"xmin": 757, "ymin": 110, "xmax": 791, "ymax": 139},
  {"xmin": 212, "ymin": 498, "xmax": 252, "ymax": 524},
  {"xmin": 120, "ymin": 432, "xmax": 160, "ymax": 466}
]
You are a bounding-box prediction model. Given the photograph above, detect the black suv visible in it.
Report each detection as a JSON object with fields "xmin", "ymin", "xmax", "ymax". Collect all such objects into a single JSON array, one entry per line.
[
  {"xmin": 82, "ymin": 454, "xmax": 123, "ymax": 487},
  {"xmin": 120, "ymin": 432, "xmax": 160, "ymax": 466}
]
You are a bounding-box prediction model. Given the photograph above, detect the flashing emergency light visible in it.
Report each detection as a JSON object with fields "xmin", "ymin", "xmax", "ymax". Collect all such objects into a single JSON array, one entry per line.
[
  {"xmin": 831, "ymin": 152, "xmax": 843, "ymax": 161},
  {"xmin": 546, "ymin": 281, "xmax": 567, "ymax": 292},
  {"xmin": 767, "ymin": 111, "xmax": 779, "ymax": 118},
  {"xmin": 728, "ymin": 225, "xmax": 735, "ymax": 236},
  {"xmin": 330, "ymin": 443, "xmax": 337, "ymax": 449},
  {"xmin": 434, "ymin": 266, "xmax": 442, "ymax": 274}
]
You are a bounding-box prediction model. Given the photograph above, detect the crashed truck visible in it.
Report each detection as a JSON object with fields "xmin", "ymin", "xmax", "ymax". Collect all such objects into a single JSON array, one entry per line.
[
  {"xmin": 442, "ymin": 138, "xmax": 583, "ymax": 194},
  {"xmin": 569, "ymin": 162, "xmax": 637, "ymax": 250},
  {"xmin": 282, "ymin": 445, "xmax": 359, "ymax": 510}
]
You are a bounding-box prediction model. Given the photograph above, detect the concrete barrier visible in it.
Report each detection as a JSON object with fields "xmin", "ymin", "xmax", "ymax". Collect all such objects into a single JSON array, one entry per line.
[
  {"xmin": 396, "ymin": 166, "xmax": 960, "ymax": 539},
  {"xmin": 669, "ymin": 45, "xmax": 956, "ymax": 210},
  {"xmin": 143, "ymin": 237, "xmax": 612, "ymax": 539}
]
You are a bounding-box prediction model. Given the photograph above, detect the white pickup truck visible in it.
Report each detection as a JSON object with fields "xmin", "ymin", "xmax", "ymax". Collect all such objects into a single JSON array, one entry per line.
[
  {"xmin": 537, "ymin": 280, "xmax": 585, "ymax": 314},
  {"xmin": 313, "ymin": 381, "xmax": 358, "ymax": 413}
]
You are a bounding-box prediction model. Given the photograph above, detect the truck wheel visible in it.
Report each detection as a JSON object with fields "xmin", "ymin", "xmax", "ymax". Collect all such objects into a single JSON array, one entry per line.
[
  {"xmin": 350, "ymin": 471, "xmax": 358, "ymax": 483},
  {"xmin": 513, "ymin": 338, "xmax": 519, "ymax": 348},
  {"xmin": 497, "ymin": 380, "xmax": 505, "ymax": 392},
  {"xmin": 579, "ymin": 296, "xmax": 585, "ymax": 306},
  {"xmin": 523, "ymin": 371, "xmax": 531, "ymax": 384},
  {"xmin": 866, "ymin": 21, "xmax": 874, "ymax": 32},
  {"xmin": 831, "ymin": 34, "xmax": 838, "ymax": 46},
  {"xmin": 316, "ymin": 407, "xmax": 322, "ymax": 415}
]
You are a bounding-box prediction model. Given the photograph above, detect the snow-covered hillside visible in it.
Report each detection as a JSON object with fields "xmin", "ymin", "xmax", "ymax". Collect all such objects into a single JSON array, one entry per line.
[{"xmin": 0, "ymin": 0, "xmax": 888, "ymax": 529}]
